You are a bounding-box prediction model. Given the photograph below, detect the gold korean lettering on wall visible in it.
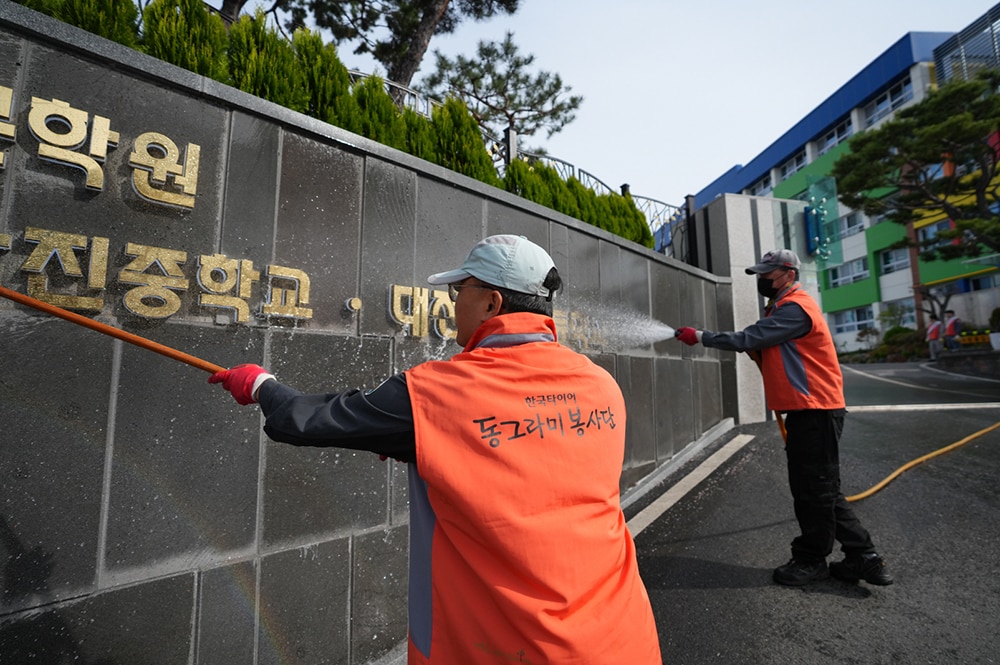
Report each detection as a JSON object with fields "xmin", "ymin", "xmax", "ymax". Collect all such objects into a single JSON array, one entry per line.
[
  {"xmin": 21, "ymin": 227, "xmax": 108, "ymax": 310},
  {"xmin": 0, "ymin": 86, "xmax": 15, "ymax": 168},
  {"xmin": 7, "ymin": 227, "xmax": 313, "ymax": 323},
  {"xmin": 129, "ymin": 132, "xmax": 200, "ymax": 209},
  {"xmin": 28, "ymin": 97, "xmax": 120, "ymax": 190},
  {"xmin": 261, "ymin": 265, "xmax": 313, "ymax": 320},
  {"xmin": 197, "ymin": 254, "xmax": 260, "ymax": 323},
  {"xmin": 0, "ymin": 85, "xmax": 200, "ymax": 209},
  {"xmin": 119, "ymin": 243, "xmax": 189, "ymax": 318},
  {"xmin": 389, "ymin": 285, "xmax": 457, "ymax": 339}
]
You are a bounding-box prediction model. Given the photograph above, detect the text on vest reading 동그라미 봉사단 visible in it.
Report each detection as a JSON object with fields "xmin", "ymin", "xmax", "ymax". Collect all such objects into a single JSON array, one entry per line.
[{"xmin": 473, "ymin": 406, "xmax": 616, "ymax": 448}]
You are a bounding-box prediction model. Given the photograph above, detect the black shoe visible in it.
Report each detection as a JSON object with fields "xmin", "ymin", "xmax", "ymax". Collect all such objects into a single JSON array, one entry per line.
[
  {"xmin": 830, "ymin": 553, "xmax": 894, "ymax": 586},
  {"xmin": 773, "ymin": 558, "xmax": 829, "ymax": 586}
]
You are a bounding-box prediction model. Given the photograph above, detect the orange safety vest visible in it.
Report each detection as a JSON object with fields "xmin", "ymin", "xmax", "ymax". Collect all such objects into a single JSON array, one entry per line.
[
  {"xmin": 945, "ymin": 316, "xmax": 960, "ymax": 336},
  {"xmin": 927, "ymin": 320, "xmax": 942, "ymax": 341},
  {"xmin": 760, "ymin": 285, "xmax": 846, "ymax": 412},
  {"xmin": 404, "ymin": 312, "xmax": 661, "ymax": 664}
]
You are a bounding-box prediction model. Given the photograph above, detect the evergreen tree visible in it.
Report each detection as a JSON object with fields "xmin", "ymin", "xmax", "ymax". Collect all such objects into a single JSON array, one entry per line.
[
  {"xmin": 292, "ymin": 28, "xmax": 362, "ymax": 133},
  {"xmin": 353, "ymin": 74, "xmax": 408, "ymax": 151},
  {"xmin": 142, "ymin": 0, "xmax": 229, "ymax": 82},
  {"xmin": 228, "ymin": 9, "xmax": 309, "ymax": 113},
  {"xmin": 403, "ymin": 107, "xmax": 438, "ymax": 163},
  {"xmin": 276, "ymin": 0, "xmax": 520, "ymax": 88},
  {"xmin": 421, "ymin": 32, "xmax": 582, "ymax": 142},
  {"xmin": 53, "ymin": 0, "xmax": 139, "ymax": 48},
  {"xmin": 431, "ymin": 97, "xmax": 501, "ymax": 187}
]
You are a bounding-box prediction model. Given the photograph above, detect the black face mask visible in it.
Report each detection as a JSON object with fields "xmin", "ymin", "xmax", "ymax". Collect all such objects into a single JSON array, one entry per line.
[{"xmin": 756, "ymin": 276, "xmax": 779, "ymax": 299}]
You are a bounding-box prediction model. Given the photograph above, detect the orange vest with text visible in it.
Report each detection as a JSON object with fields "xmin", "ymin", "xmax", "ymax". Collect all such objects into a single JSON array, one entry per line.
[
  {"xmin": 404, "ymin": 313, "xmax": 661, "ymax": 665},
  {"xmin": 760, "ymin": 285, "xmax": 846, "ymax": 412},
  {"xmin": 927, "ymin": 320, "xmax": 942, "ymax": 341}
]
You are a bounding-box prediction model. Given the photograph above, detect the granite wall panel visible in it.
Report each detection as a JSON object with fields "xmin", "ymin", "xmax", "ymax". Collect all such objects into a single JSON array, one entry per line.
[
  {"xmin": 262, "ymin": 332, "xmax": 392, "ymax": 548},
  {"xmin": 359, "ymin": 159, "xmax": 417, "ymax": 338},
  {"xmin": 197, "ymin": 560, "xmax": 258, "ymax": 665},
  {"xmin": 0, "ymin": 322, "xmax": 111, "ymax": 613},
  {"xmin": 351, "ymin": 526, "xmax": 409, "ymax": 663},
  {"xmin": 222, "ymin": 112, "xmax": 281, "ymax": 264},
  {"xmin": 275, "ymin": 133, "xmax": 364, "ymax": 331},
  {"xmin": 258, "ymin": 538, "xmax": 351, "ymax": 665},
  {"xmin": 620, "ymin": 355, "xmax": 656, "ymax": 489},
  {"xmin": 106, "ymin": 324, "xmax": 262, "ymax": 580}
]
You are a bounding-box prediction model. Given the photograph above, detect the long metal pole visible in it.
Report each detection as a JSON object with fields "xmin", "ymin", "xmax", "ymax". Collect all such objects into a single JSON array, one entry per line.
[{"xmin": 0, "ymin": 285, "xmax": 226, "ymax": 374}]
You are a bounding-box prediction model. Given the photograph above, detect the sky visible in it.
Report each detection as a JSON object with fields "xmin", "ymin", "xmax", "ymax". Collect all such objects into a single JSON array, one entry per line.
[{"xmin": 328, "ymin": 1, "xmax": 996, "ymax": 208}]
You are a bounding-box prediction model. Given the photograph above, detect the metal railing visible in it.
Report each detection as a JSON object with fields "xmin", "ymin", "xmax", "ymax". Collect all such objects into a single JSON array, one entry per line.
[{"xmin": 348, "ymin": 70, "xmax": 686, "ymax": 257}]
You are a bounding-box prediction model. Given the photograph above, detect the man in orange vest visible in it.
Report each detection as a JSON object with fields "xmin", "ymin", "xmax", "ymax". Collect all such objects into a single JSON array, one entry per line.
[
  {"xmin": 209, "ymin": 235, "xmax": 662, "ymax": 663},
  {"xmin": 675, "ymin": 249, "xmax": 893, "ymax": 587},
  {"xmin": 926, "ymin": 313, "xmax": 943, "ymax": 360},
  {"xmin": 943, "ymin": 309, "xmax": 962, "ymax": 350}
]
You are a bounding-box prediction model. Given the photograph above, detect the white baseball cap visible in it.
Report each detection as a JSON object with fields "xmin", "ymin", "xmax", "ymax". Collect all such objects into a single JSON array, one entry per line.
[{"xmin": 427, "ymin": 235, "xmax": 556, "ymax": 298}]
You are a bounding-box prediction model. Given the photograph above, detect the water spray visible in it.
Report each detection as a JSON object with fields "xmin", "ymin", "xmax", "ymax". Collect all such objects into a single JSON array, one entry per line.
[{"xmin": 0, "ymin": 285, "xmax": 225, "ymax": 374}]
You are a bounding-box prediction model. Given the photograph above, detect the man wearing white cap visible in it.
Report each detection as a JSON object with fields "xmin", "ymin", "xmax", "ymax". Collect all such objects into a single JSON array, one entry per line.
[
  {"xmin": 675, "ymin": 249, "xmax": 893, "ymax": 588},
  {"xmin": 209, "ymin": 235, "xmax": 662, "ymax": 663}
]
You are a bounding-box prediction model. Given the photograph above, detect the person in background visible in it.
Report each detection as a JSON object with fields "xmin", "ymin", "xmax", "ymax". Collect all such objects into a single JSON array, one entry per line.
[
  {"xmin": 944, "ymin": 309, "xmax": 962, "ymax": 350},
  {"xmin": 926, "ymin": 313, "xmax": 943, "ymax": 360},
  {"xmin": 675, "ymin": 249, "xmax": 893, "ymax": 588},
  {"xmin": 209, "ymin": 234, "xmax": 662, "ymax": 664}
]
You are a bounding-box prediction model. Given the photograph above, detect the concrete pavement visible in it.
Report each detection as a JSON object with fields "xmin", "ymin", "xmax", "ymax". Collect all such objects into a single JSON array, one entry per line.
[{"xmin": 626, "ymin": 363, "xmax": 1000, "ymax": 664}]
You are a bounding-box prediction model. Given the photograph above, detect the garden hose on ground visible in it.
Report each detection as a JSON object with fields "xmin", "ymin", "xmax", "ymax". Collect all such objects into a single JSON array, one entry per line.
[{"xmin": 846, "ymin": 420, "xmax": 1000, "ymax": 502}]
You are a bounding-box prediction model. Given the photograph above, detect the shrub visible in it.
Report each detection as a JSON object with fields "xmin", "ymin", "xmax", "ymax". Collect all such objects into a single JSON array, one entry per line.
[
  {"xmin": 292, "ymin": 28, "xmax": 361, "ymax": 134},
  {"xmin": 402, "ymin": 107, "xmax": 437, "ymax": 164},
  {"xmin": 430, "ymin": 98, "xmax": 501, "ymax": 187},
  {"xmin": 141, "ymin": 0, "xmax": 228, "ymax": 82},
  {"xmin": 53, "ymin": 0, "xmax": 139, "ymax": 48},
  {"xmin": 882, "ymin": 325, "xmax": 915, "ymax": 344},
  {"xmin": 353, "ymin": 75, "xmax": 408, "ymax": 152},
  {"xmin": 228, "ymin": 10, "xmax": 309, "ymax": 114}
]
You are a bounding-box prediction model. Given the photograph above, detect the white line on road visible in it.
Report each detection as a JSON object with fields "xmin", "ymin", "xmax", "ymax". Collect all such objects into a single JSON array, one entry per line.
[
  {"xmin": 849, "ymin": 403, "xmax": 1000, "ymax": 412},
  {"xmin": 843, "ymin": 364, "xmax": 1000, "ymax": 399},
  {"xmin": 627, "ymin": 434, "xmax": 755, "ymax": 536}
]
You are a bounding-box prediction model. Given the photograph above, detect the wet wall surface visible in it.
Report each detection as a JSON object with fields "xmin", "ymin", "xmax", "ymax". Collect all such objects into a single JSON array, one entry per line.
[{"xmin": 0, "ymin": 5, "xmax": 726, "ymax": 663}]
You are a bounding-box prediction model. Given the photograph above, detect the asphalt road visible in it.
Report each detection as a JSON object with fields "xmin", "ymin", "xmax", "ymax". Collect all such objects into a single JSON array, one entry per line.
[{"xmin": 628, "ymin": 362, "xmax": 1000, "ymax": 664}]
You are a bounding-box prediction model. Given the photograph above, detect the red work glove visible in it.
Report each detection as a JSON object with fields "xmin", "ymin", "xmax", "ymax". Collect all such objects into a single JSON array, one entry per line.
[
  {"xmin": 208, "ymin": 364, "xmax": 270, "ymax": 405},
  {"xmin": 675, "ymin": 327, "xmax": 700, "ymax": 346}
]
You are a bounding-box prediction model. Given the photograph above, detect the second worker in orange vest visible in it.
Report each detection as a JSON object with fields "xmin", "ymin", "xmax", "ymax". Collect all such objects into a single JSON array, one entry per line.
[{"xmin": 675, "ymin": 249, "xmax": 893, "ymax": 588}]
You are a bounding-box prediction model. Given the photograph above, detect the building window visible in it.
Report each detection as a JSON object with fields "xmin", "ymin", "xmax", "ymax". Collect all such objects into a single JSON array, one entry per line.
[
  {"xmin": 748, "ymin": 174, "xmax": 772, "ymax": 196},
  {"xmin": 917, "ymin": 219, "xmax": 953, "ymax": 250},
  {"xmin": 837, "ymin": 212, "xmax": 865, "ymax": 239},
  {"xmin": 778, "ymin": 149, "xmax": 807, "ymax": 181},
  {"xmin": 970, "ymin": 273, "xmax": 999, "ymax": 290},
  {"xmin": 829, "ymin": 257, "xmax": 870, "ymax": 287},
  {"xmin": 881, "ymin": 298, "xmax": 916, "ymax": 328},
  {"xmin": 879, "ymin": 247, "xmax": 910, "ymax": 274},
  {"xmin": 817, "ymin": 118, "xmax": 854, "ymax": 155},
  {"xmin": 864, "ymin": 76, "xmax": 913, "ymax": 127},
  {"xmin": 833, "ymin": 306, "xmax": 875, "ymax": 334}
]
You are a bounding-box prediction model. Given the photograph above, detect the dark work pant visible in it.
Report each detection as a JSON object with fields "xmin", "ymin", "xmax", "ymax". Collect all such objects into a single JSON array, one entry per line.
[{"xmin": 783, "ymin": 409, "xmax": 875, "ymax": 562}]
